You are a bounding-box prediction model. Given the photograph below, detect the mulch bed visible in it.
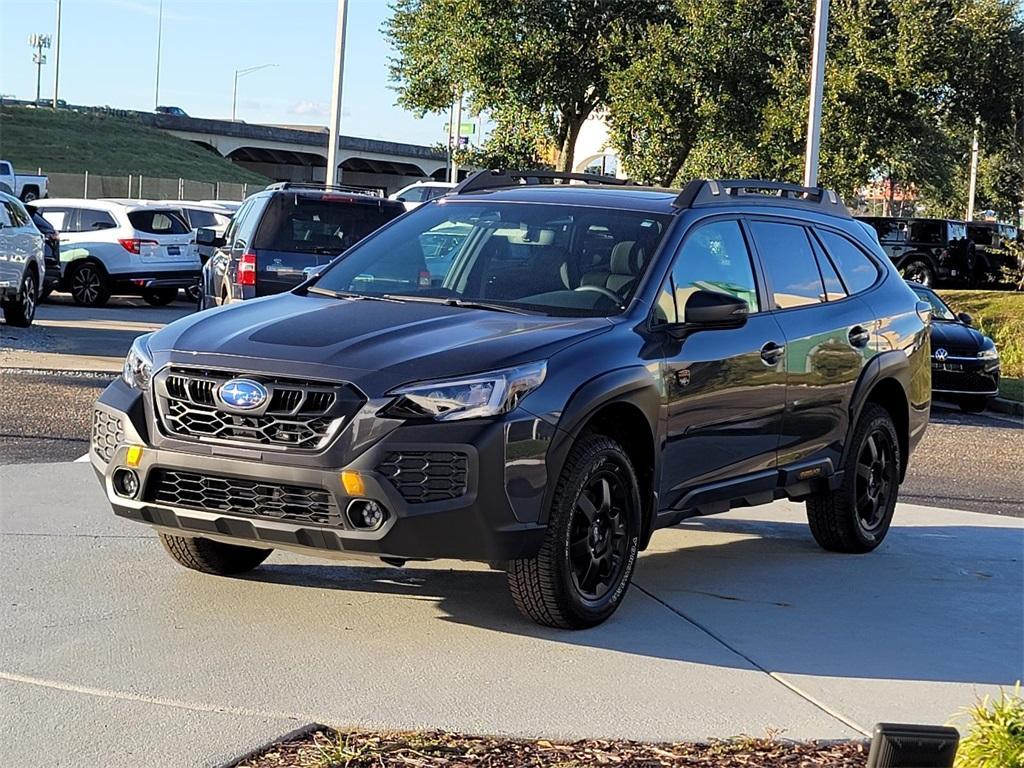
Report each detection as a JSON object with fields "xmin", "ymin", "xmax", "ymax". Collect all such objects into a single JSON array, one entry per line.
[{"xmin": 234, "ymin": 728, "xmax": 868, "ymax": 767}]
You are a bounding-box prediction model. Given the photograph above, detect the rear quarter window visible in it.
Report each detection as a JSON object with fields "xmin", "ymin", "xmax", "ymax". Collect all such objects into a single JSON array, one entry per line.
[
  {"xmin": 128, "ymin": 209, "xmax": 190, "ymax": 235},
  {"xmin": 817, "ymin": 230, "xmax": 880, "ymax": 294}
]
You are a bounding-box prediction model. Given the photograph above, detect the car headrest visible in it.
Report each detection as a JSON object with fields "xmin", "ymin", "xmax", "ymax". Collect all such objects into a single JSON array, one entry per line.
[{"xmin": 610, "ymin": 241, "xmax": 641, "ymax": 275}]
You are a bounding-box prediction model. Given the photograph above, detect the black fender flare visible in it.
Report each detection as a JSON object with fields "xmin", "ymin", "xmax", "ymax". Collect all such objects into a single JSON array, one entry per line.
[
  {"xmin": 536, "ymin": 365, "xmax": 661, "ymax": 534},
  {"xmin": 843, "ymin": 350, "xmax": 912, "ymax": 475}
]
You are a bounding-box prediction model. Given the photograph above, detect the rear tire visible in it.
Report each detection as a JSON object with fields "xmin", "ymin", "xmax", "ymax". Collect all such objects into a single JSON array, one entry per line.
[
  {"xmin": 142, "ymin": 287, "xmax": 178, "ymax": 306},
  {"xmin": 957, "ymin": 395, "xmax": 989, "ymax": 414},
  {"xmin": 2, "ymin": 269, "xmax": 38, "ymax": 327},
  {"xmin": 159, "ymin": 533, "xmax": 272, "ymax": 576},
  {"xmin": 68, "ymin": 261, "xmax": 111, "ymax": 307},
  {"xmin": 507, "ymin": 433, "xmax": 641, "ymax": 629},
  {"xmin": 806, "ymin": 403, "xmax": 900, "ymax": 553},
  {"xmin": 899, "ymin": 258, "xmax": 934, "ymax": 287}
]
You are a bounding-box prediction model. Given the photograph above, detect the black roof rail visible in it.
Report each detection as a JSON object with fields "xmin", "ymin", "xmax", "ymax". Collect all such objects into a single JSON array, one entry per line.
[
  {"xmin": 453, "ymin": 169, "xmax": 636, "ymax": 196},
  {"xmin": 672, "ymin": 179, "xmax": 850, "ymax": 218},
  {"xmin": 264, "ymin": 181, "xmax": 383, "ymax": 197}
]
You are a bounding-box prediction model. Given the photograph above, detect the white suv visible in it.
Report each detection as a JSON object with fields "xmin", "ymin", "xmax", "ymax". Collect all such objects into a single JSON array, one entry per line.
[
  {"xmin": 388, "ymin": 180, "xmax": 456, "ymax": 210},
  {"xmin": 33, "ymin": 199, "xmax": 199, "ymax": 307},
  {"xmin": 0, "ymin": 190, "xmax": 45, "ymax": 326}
]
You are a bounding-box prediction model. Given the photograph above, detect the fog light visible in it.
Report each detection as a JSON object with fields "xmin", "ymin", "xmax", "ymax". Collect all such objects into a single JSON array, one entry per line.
[
  {"xmin": 112, "ymin": 468, "xmax": 140, "ymax": 498},
  {"xmin": 346, "ymin": 499, "xmax": 388, "ymax": 531},
  {"xmin": 125, "ymin": 445, "xmax": 144, "ymax": 468}
]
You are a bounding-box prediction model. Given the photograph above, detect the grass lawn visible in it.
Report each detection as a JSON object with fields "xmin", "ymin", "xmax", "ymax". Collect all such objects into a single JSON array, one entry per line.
[
  {"xmin": 937, "ymin": 290, "xmax": 1024, "ymax": 402},
  {"xmin": 0, "ymin": 105, "xmax": 267, "ymax": 185},
  {"xmin": 234, "ymin": 729, "xmax": 867, "ymax": 767}
]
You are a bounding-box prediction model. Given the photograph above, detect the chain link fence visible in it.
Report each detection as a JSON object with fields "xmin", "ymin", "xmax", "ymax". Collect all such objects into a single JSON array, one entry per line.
[{"xmin": 44, "ymin": 171, "xmax": 253, "ymax": 202}]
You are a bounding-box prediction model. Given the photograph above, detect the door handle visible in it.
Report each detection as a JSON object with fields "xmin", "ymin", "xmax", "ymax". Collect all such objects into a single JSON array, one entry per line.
[
  {"xmin": 848, "ymin": 325, "xmax": 871, "ymax": 348},
  {"xmin": 760, "ymin": 341, "xmax": 785, "ymax": 365}
]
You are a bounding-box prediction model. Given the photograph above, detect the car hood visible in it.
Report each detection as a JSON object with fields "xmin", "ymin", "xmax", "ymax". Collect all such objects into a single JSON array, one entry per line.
[
  {"xmin": 929, "ymin": 320, "xmax": 987, "ymax": 355},
  {"xmin": 149, "ymin": 292, "xmax": 612, "ymax": 394}
]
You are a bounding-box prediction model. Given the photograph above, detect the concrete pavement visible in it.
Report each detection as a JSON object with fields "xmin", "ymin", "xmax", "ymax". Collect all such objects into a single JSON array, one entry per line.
[{"xmin": 2, "ymin": 461, "xmax": 1021, "ymax": 767}]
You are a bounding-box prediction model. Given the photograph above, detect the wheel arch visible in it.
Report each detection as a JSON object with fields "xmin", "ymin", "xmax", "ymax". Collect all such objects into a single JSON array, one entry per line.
[
  {"xmin": 895, "ymin": 250, "xmax": 938, "ymax": 274},
  {"xmin": 848, "ymin": 353, "xmax": 912, "ymax": 481}
]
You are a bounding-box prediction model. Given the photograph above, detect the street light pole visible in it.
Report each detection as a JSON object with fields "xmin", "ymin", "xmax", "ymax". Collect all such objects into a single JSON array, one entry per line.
[
  {"xmin": 231, "ymin": 63, "xmax": 277, "ymax": 121},
  {"xmin": 154, "ymin": 0, "xmax": 163, "ymax": 109},
  {"xmin": 966, "ymin": 118, "xmax": 980, "ymax": 222},
  {"xmin": 326, "ymin": 0, "xmax": 349, "ymax": 186},
  {"xmin": 52, "ymin": 0, "xmax": 62, "ymax": 108},
  {"xmin": 803, "ymin": 0, "xmax": 830, "ymax": 188}
]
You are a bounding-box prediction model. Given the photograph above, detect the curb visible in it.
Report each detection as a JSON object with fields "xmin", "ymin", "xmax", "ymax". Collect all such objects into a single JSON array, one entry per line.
[
  {"xmin": 990, "ymin": 397, "xmax": 1024, "ymax": 418},
  {"xmin": 219, "ymin": 722, "xmax": 324, "ymax": 768}
]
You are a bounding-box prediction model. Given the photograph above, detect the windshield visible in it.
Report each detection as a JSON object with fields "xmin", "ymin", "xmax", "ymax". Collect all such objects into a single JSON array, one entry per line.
[
  {"xmin": 910, "ymin": 284, "xmax": 955, "ymax": 321},
  {"xmin": 310, "ymin": 201, "xmax": 670, "ymax": 316}
]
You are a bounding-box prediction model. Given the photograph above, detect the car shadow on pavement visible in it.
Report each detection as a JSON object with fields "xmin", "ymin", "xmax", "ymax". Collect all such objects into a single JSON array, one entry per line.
[{"xmin": 241, "ymin": 518, "xmax": 1023, "ymax": 687}]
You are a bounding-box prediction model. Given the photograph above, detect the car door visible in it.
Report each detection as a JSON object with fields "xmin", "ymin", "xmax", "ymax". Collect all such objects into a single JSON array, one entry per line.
[
  {"xmin": 657, "ymin": 218, "xmax": 787, "ymax": 512},
  {"xmin": 746, "ymin": 218, "xmax": 875, "ymax": 472}
]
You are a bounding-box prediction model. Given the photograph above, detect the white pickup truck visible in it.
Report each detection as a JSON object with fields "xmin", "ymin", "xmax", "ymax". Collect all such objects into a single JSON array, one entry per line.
[{"xmin": 0, "ymin": 160, "xmax": 49, "ymax": 202}]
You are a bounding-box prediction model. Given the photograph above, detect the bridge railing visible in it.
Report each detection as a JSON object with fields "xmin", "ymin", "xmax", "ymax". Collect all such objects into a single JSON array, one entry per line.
[{"xmin": 44, "ymin": 172, "xmax": 253, "ymax": 203}]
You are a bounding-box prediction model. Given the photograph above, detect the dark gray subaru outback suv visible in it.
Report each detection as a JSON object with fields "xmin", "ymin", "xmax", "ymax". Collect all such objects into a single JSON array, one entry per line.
[{"xmin": 92, "ymin": 171, "xmax": 932, "ymax": 629}]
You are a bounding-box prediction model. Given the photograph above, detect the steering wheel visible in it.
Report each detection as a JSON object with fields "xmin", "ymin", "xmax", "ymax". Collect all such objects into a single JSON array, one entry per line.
[{"xmin": 573, "ymin": 285, "xmax": 622, "ymax": 304}]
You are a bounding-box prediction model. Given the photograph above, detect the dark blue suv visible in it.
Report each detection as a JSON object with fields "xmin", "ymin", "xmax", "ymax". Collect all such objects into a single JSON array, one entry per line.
[{"xmin": 93, "ymin": 171, "xmax": 931, "ymax": 628}]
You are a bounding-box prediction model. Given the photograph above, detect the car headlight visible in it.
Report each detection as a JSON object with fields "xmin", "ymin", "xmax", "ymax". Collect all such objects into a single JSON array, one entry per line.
[
  {"xmin": 122, "ymin": 334, "xmax": 154, "ymax": 390},
  {"xmin": 382, "ymin": 361, "xmax": 547, "ymax": 422},
  {"xmin": 977, "ymin": 345, "xmax": 999, "ymax": 362}
]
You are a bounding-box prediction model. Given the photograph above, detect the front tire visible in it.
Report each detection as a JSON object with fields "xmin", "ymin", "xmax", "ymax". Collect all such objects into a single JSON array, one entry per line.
[
  {"xmin": 2, "ymin": 269, "xmax": 38, "ymax": 327},
  {"xmin": 159, "ymin": 533, "xmax": 272, "ymax": 576},
  {"xmin": 899, "ymin": 258, "xmax": 934, "ymax": 287},
  {"xmin": 68, "ymin": 262, "xmax": 111, "ymax": 307},
  {"xmin": 957, "ymin": 395, "xmax": 989, "ymax": 414},
  {"xmin": 507, "ymin": 433, "xmax": 641, "ymax": 629},
  {"xmin": 142, "ymin": 287, "xmax": 178, "ymax": 306},
  {"xmin": 806, "ymin": 403, "xmax": 900, "ymax": 553}
]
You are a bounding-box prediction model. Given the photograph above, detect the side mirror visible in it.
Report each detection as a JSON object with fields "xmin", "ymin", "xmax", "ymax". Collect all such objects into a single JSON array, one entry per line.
[
  {"xmin": 684, "ymin": 290, "xmax": 749, "ymax": 327},
  {"xmin": 196, "ymin": 227, "xmax": 225, "ymax": 248},
  {"xmin": 957, "ymin": 311, "xmax": 973, "ymax": 326}
]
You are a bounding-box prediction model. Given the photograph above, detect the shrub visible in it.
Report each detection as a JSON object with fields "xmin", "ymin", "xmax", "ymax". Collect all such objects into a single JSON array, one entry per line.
[{"xmin": 955, "ymin": 684, "xmax": 1024, "ymax": 768}]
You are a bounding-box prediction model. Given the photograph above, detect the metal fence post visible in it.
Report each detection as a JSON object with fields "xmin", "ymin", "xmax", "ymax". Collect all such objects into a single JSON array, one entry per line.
[
  {"xmin": 178, "ymin": 177, "xmax": 183, "ymax": 200},
  {"xmin": 84, "ymin": 170, "xmax": 89, "ymax": 198},
  {"xmin": 127, "ymin": 174, "xmax": 132, "ymax": 198},
  {"xmin": 242, "ymin": 183, "xmax": 248, "ymax": 198},
  {"xmin": 215, "ymin": 181, "xmax": 220, "ymax": 200},
  {"xmin": 139, "ymin": 174, "xmax": 143, "ymax": 199}
]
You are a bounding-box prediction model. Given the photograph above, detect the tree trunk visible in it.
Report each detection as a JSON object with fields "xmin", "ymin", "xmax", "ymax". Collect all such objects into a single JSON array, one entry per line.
[
  {"xmin": 658, "ymin": 142, "xmax": 692, "ymax": 187},
  {"xmin": 558, "ymin": 115, "xmax": 586, "ymax": 173}
]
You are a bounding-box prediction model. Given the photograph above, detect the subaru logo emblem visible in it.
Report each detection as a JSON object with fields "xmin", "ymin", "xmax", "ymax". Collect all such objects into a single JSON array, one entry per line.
[
  {"xmin": 934, "ymin": 348, "xmax": 948, "ymax": 362},
  {"xmin": 218, "ymin": 379, "xmax": 268, "ymax": 410}
]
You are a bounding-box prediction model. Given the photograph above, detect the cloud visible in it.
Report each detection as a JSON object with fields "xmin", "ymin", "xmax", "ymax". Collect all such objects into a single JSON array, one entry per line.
[{"xmin": 289, "ymin": 100, "xmax": 329, "ymax": 117}]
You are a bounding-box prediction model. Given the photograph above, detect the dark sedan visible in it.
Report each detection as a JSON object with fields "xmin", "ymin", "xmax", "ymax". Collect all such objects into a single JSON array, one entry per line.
[
  {"xmin": 25, "ymin": 203, "xmax": 61, "ymax": 299},
  {"xmin": 909, "ymin": 282, "xmax": 1000, "ymax": 412}
]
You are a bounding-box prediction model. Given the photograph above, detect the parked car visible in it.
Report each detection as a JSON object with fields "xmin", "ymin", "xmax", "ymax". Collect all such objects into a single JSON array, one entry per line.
[
  {"xmin": 0, "ymin": 159, "xmax": 49, "ymax": 202},
  {"xmin": 155, "ymin": 105, "xmax": 188, "ymax": 117},
  {"xmin": 966, "ymin": 221, "xmax": 1020, "ymax": 287},
  {"xmin": 907, "ymin": 282, "xmax": 999, "ymax": 413},
  {"xmin": 92, "ymin": 172, "xmax": 932, "ymax": 628},
  {"xmin": 0, "ymin": 190, "xmax": 45, "ymax": 326},
  {"xmin": 857, "ymin": 216, "xmax": 974, "ymax": 287},
  {"xmin": 198, "ymin": 200, "xmax": 243, "ymax": 213},
  {"xmin": 24, "ymin": 203, "xmax": 62, "ymax": 299},
  {"xmin": 389, "ymin": 180, "xmax": 456, "ymax": 210},
  {"xmin": 33, "ymin": 199, "xmax": 199, "ymax": 307},
  {"xmin": 196, "ymin": 182, "xmax": 405, "ymax": 309}
]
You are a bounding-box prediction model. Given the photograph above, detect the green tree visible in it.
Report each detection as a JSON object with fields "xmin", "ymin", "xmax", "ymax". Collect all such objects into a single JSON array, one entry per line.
[{"xmin": 385, "ymin": 0, "xmax": 667, "ymax": 171}]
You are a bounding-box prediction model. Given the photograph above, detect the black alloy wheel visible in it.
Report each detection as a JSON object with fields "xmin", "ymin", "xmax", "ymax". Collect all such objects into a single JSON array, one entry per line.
[
  {"xmin": 70, "ymin": 263, "xmax": 109, "ymax": 307},
  {"xmin": 568, "ymin": 466, "xmax": 631, "ymax": 601},
  {"xmin": 854, "ymin": 427, "xmax": 897, "ymax": 535}
]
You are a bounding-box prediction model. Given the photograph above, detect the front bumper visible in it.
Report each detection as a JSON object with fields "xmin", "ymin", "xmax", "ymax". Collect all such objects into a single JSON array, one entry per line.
[
  {"xmin": 111, "ymin": 270, "xmax": 200, "ymax": 292},
  {"xmin": 932, "ymin": 357, "xmax": 1000, "ymax": 396},
  {"xmin": 92, "ymin": 379, "xmax": 552, "ymax": 563}
]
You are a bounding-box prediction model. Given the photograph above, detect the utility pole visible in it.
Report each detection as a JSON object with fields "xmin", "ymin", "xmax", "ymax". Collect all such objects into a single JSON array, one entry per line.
[
  {"xmin": 449, "ymin": 89, "xmax": 462, "ymax": 183},
  {"xmin": 232, "ymin": 63, "xmax": 276, "ymax": 121},
  {"xmin": 29, "ymin": 34, "xmax": 51, "ymax": 104},
  {"xmin": 966, "ymin": 118, "xmax": 980, "ymax": 222},
  {"xmin": 154, "ymin": 0, "xmax": 164, "ymax": 109},
  {"xmin": 52, "ymin": 0, "xmax": 62, "ymax": 108},
  {"xmin": 802, "ymin": 0, "xmax": 830, "ymax": 188},
  {"xmin": 326, "ymin": 0, "xmax": 348, "ymax": 186}
]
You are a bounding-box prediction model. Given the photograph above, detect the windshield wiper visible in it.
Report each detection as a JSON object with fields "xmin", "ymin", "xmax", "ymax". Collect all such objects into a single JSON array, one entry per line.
[
  {"xmin": 308, "ymin": 286, "xmax": 400, "ymax": 302},
  {"xmin": 382, "ymin": 294, "xmax": 536, "ymax": 315}
]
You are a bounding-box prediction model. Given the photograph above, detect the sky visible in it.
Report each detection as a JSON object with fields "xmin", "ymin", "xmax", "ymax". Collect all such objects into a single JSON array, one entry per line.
[{"xmin": 0, "ymin": 0, "xmax": 447, "ymax": 146}]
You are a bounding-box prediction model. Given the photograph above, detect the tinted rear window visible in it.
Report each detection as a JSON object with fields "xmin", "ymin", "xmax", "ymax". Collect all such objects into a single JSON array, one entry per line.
[
  {"xmin": 254, "ymin": 195, "xmax": 403, "ymax": 254},
  {"xmin": 128, "ymin": 209, "xmax": 190, "ymax": 234}
]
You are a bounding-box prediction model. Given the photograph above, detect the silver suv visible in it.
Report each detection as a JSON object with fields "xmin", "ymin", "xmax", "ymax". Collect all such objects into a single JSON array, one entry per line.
[{"xmin": 0, "ymin": 190, "xmax": 44, "ymax": 327}]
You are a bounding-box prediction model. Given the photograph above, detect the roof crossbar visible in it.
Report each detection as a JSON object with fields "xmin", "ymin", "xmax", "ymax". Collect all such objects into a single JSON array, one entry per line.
[
  {"xmin": 453, "ymin": 169, "xmax": 635, "ymax": 196},
  {"xmin": 264, "ymin": 181, "xmax": 382, "ymax": 197},
  {"xmin": 672, "ymin": 179, "xmax": 849, "ymax": 218}
]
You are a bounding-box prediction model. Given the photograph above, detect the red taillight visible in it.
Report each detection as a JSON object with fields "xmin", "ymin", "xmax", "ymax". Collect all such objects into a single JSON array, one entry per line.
[
  {"xmin": 238, "ymin": 252, "xmax": 257, "ymax": 286},
  {"xmin": 118, "ymin": 238, "xmax": 158, "ymax": 254}
]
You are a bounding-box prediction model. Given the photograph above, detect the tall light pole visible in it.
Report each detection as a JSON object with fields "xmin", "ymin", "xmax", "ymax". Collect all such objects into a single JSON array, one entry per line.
[
  {"xmin": 52, "ymin": 0, "xmax": 62, "ymax": 108},
  {"xmin": 29, "ymin": 34, "xmax": 51, "ymax": 104},
  {"xmin": 965, "ymin": 118, "xmax": 980, "ymax": 222},
  {"xmin": 154, "ymin": 0, "xmax": 164, "ymax": 109},
  {"xmin": 803, "ymin": 0, "xmax": 830, "ymax": 188},
  {"xmin": 232, "ymin": 63, "xmax": 276, "ymax": 121},
  {"xmin": 325, "ymin": 0, "xmax": 349, "ymax": 186}
]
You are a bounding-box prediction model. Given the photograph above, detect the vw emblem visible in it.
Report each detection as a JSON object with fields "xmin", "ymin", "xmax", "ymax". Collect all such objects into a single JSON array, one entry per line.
[
  {"xmin": 218, "ymin": 379, "xmax": 268, "ymax": 410},
  {"xmin": 934, "ymin": 348, "xmax": 948, "ymax": 362}
]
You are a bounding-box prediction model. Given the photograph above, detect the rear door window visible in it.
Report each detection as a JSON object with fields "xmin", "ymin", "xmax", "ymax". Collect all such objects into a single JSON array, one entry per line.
[
  {"xmin": 38, "ymin": 208, "xmax": 74, "ymax": 231},
  {"xmin": 79, "ymin": 208, "xmax": 118, "ymax": 232},
  {"xmin": 128, "ymin": 209, "xmax": 189, "ymax": 235},
  {"xmin": 396, "ymin": 187, "xmax": 426, "ymax": 203},
  {"xmin": 908, "ymin": 221, "xmax": 942, "ymax": 245},
  {"xmin": 748, "ymin": 220, "xmax": 826, "ymax": 309},
  {"xmin": 817, "ymin": 230, "xmax": 880, "ymax": 294},
  {"xmin": 809, "ymin": 234, "xmax": 847, "ymax": 300}
]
